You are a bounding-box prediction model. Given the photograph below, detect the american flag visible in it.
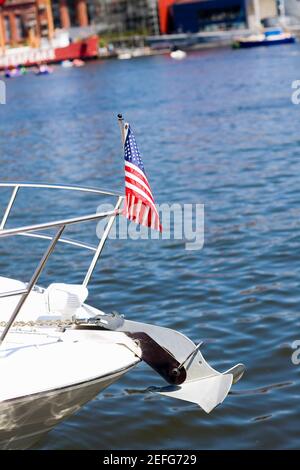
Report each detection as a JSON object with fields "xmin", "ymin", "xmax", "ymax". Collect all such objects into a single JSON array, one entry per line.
[{"xmin": 123, "ymin": 124, "xmax": 161, "ymax": 232}]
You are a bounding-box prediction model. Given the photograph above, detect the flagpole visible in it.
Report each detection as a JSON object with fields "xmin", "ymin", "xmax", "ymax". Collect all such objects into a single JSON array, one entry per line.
[
  {"xmin": 118, "ymin": 114, "xmax": 126, "ymax": 146},
  {"xmin": 81, "ymin": 115, "xmax": 126, "ymax": 287}
]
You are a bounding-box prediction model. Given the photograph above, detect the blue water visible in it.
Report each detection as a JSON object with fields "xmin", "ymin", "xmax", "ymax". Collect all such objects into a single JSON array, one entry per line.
[{"xmin": 1, "ymin": 45, "xmax": 300, "ymax": 449}]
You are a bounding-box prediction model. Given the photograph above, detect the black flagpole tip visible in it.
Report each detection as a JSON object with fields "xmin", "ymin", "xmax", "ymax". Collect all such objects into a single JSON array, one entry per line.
[{"xmin": 117, "ymin": 114, "xmax": 123, "ymax": 120}]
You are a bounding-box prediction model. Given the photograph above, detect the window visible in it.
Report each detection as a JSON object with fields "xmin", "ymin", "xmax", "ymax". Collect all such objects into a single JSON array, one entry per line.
[
  {"xmin": 4, "ymin": 16, "xmax": 11, "ymax": 42},
  {"xmin": 198, "ymin": 6, "xmax": 242, "ymax": 23},
  {"xmin": 197, "ymin": 5, "xmax": 244, "ymax": 31},
  {"xmin": 15, "ymin": 15, "xmax": 24, "ymax": 40}
]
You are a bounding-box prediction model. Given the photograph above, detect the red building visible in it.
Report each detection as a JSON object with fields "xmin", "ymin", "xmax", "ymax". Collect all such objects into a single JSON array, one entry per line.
[
  {"xmin": 0, "ymin": 0, "xmax": 53, "ymax": 46},
  {"xmin": 0, "ymin": 0, "xmax": 89, "ymax": 47},
  {"xmin": 158, "ymin": 0, "xmax": 175, "ymax": 34},
  {"xmin": 53, "ymin": 0, "xmax": 89, "ymax": 29}
]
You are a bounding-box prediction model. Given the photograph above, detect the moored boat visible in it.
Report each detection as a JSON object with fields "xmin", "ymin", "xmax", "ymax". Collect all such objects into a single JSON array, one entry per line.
[
  {"xmin": 234, "ymin": 28, "xmax": 296, "ymax": 48},
  {"xmin": 35, "ymin": 64, "xmax": 53, "ymax": 76},
  {"xmin": 0, "ymin": 116, "xmax": 245, "ymax": 449},
  {"xmin": 170, "ymin": 49, "xmax": 187, "ymax": 60}
]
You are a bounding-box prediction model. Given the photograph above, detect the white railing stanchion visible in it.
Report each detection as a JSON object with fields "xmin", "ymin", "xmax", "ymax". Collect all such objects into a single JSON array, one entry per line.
[
  {"xmin": 83, "ymin": 196, "xmax": 123, "ymax": 288},
  {"xmin": 0, "ymin": 225, "xmax": 65, "ymax": 346},
  {"xmin": 0, "ymin": 185, "xmax": 19, "ymax": 229}
]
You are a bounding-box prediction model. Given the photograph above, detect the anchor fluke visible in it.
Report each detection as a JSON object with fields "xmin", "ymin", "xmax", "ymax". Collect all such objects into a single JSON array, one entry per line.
[{"xmin": 158, "ymin": 373, "xmax": 233, "ymax": 413}]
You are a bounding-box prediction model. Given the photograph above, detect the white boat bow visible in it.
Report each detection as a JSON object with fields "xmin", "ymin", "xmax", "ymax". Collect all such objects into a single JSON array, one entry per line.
[{"xmin": 0, "ymin": 120, "xmax": 245, "ymax": 448}]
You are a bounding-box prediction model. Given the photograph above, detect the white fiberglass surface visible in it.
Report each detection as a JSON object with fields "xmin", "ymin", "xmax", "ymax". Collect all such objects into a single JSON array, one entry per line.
[
  {"xmin": 0, "ymin": 276, "xmax": 93, "ymax": 323},
  {"xmin": 0, "ymin": 276, "xmax": 140, "ymax": 401},
  {"xmin": 0, "ymin": 276, "xmax": 49, "ymax": 322},
  {"xmin": 0, "ymin": 331, "xmax": 139, "ymax": 401}
]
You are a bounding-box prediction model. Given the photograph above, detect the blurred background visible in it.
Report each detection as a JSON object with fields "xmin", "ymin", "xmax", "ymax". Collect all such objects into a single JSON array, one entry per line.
[{"xmin": 1, "ymin": 0, "xmax": 300, "ymax": 452}]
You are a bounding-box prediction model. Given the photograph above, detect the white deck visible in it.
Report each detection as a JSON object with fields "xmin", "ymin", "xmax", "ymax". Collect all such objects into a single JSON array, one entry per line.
[
  {"xmin": 0, "ymin": 276, "xmax": 95, "ymax": 323},
  {"xmin": 0, "ymin": 277, "xmax": 140, "ymax": 402}
]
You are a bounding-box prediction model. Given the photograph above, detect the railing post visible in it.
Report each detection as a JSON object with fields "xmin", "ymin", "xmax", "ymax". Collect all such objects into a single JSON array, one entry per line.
[
  {"xmin": 118, "ymin": 114, "xmax": 125, "ymax": 147},
  {"xmin": 82, "ymin": 196, "xmax": 123, "ymax": 288},
  {"xmin": 83, "ymin": 116, "xmax": 127, "ymax": 288},
  {"xmin": 0, "ymin": 185, "xmax": 19, "ymax": 229},
  {"xmin": 0, "ymin": 225, "xmax": 65, "ymax": 346}
]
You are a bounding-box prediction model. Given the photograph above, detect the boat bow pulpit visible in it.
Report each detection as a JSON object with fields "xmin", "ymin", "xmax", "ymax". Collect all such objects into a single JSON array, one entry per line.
[{"xmin": 0, "ymin": 118, "xmax": 245, "ymax": 449}]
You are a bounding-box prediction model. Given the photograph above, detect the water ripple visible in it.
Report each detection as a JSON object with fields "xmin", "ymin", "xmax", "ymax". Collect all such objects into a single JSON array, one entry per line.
[{"xmin": 1, "ymin": 45, "xmax": 300, "ymax": 449}]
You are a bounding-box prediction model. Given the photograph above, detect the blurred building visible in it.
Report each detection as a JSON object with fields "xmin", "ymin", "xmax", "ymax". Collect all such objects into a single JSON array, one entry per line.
[
  {"xmin": 284, "ymin": 0, "xmax": 300, "ymax": 22},
  {"xmin": 158, "ymin": 0, "xmax": 278, "ymax": 34},
  {"xmin": 89, "ymin": 0, "xmax": 160, "ymax": 34},
  {"xmin": 0, "ymin": 0, "xmax": 54, "ymax": 45},
  {"xmin": 0, "ymin": 0, "xmax": 160, "ymax": 47},
  {"xmin": 1, "ymin": 0, "xmax": 283, "ymax": 47},
  {"xmin": 246, "ymin": 0, "xmax": 277, "ymax": 30},
  {"xmin": 51, "ymin": 0, "xmax": 92, "ymax": 29}
]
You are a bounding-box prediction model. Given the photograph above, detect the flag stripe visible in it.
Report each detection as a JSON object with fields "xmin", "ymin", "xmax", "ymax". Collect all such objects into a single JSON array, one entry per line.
[
  {"xmin": 123, "ymin": 125, "xmax": 161, "ymax": 232},
  {"xmin": 125, "ymin": 160, "xmax": 148, "ymax": 181},
  {"xmin": 125, "ymin": 192, "xmax": 160, "ymax": 231},
  {"xmin": 125, "ymin": 172, "xmax": 154, "ymax": 202},
  {"xmin": 125, "ymin": 164, "xmax": 152, "ymax": 193},
  {"xmin": 125, "ymin": 191, "xmax": 161, "ymax": 231},
  {"xmin": 124, "ymin": 168, "xmax": 152, "ymax": 195},
  {"xmin": 125, "ymin": 182, "xmax": 159, "ymax": 217},
  {"xmin": 126, "ymin": 197, "xmax": 160, "ymax": 231}
]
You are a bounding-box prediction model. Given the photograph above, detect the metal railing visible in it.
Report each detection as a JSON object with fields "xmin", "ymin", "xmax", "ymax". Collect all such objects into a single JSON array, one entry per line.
[{"xmin": 0, "ymin": 182, "xmax": 125, "ymax": 345}]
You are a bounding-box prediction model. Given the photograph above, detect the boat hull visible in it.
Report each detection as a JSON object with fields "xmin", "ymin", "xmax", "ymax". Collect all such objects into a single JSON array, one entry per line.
[
  {"xmin": 0, "ymin": 363, "xmax": 136, "ymax": 450},
  {"xmin": 238, "ymin": 37, "xmax": 296, "ymax": 48}
]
